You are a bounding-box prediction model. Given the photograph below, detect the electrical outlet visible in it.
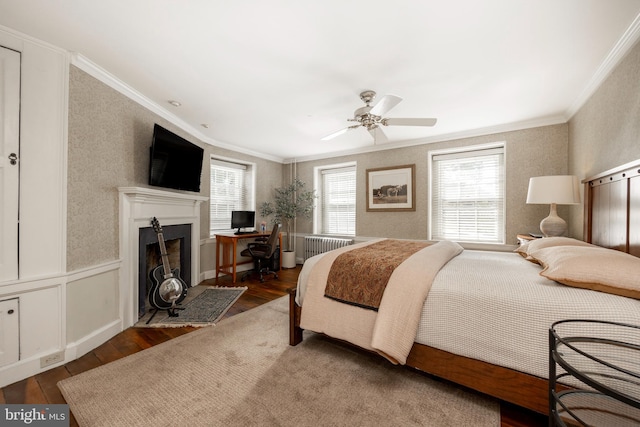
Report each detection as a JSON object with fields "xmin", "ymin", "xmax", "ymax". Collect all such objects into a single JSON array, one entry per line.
[{"xmin": 40, "ymin": 350, "xmax": 64, "ymax": 368}]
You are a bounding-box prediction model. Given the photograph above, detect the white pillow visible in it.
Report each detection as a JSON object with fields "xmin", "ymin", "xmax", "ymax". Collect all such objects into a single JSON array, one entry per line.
[{"xmin": 515, "ymin": 237, "xmax": 594, "ymax": 263}]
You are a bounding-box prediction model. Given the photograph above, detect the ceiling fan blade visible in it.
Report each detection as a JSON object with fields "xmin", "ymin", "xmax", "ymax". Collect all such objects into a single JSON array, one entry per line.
[
  {"xmin": 369, "ymin": 94, "xmax": 402, "ymax": 117},
  {"xmin": 321, "ymin": 125, "xmax": 359, "ymax": 141},
  {"xmin": 368, "ymin": 126, "xmax": 388, "ymax": 144},
  {"xmin": 383, "ymin": 117, "xmax": 437, "ymax": 127}
]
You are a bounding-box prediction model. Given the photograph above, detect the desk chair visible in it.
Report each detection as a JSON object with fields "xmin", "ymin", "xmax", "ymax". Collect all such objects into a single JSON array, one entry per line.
[{"xmin": 240, "ymin": 223, "xmax": 281, "ymax": 283}]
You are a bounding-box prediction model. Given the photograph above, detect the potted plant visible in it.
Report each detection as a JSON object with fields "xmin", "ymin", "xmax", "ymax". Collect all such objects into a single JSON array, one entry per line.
[{"xmin": 260, "ymin": 178, "xmax": 316, "ymax": 268}]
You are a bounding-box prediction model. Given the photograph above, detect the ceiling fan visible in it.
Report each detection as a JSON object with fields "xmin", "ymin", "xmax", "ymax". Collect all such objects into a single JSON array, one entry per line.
[{"xmin": 321, "ymin": 90, "xmax": 437, "ymax": 143}]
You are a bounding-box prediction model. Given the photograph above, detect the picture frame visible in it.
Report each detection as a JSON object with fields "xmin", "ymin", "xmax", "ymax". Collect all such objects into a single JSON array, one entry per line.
[{"xmin": 366, "ymin": 164, "xmax": 416, "ymax": 211}]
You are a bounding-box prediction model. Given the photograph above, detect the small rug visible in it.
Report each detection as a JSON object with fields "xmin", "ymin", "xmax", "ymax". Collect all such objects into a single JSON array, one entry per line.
[
  {"xmin": 135, "ymin": 286, "xmax": 246, "ymax": 328},
  {"xmin": 59, "ymin": 297, "xmax": 500, "ymax": 427}
]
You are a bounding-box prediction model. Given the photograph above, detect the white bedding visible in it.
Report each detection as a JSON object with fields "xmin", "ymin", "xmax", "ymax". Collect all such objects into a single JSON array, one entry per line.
[
  {"xmin": 298, "ymin": 239, "xmax": 463, "ymax": 364},
  {"xmin": 297, "ymin": 248, "xmax": 640, "ymax": 379}
]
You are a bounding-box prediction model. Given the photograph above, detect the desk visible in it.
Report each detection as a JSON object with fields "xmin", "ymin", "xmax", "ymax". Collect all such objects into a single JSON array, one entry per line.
[{"xmin": 215, "ymin": 232, "xmax": 282, "ymax": 283}]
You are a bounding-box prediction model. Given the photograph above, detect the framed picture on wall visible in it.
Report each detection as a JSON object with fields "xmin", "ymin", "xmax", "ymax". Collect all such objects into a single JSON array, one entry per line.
[{"xmin": 366, "ymin": 164, "xmax": 416, "ymax": 212}]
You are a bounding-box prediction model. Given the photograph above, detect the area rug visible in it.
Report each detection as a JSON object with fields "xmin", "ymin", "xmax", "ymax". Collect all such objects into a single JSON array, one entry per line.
[
  {"xmin": 58, "ymin": 297, "xmax": 500, "ymax": 427},
  {"xmin": 135, "ymin": 286, "xmax": 246, "ymax": 327}
]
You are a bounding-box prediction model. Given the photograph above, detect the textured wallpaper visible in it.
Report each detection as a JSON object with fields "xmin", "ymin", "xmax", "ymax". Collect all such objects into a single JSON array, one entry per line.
[
  {"xmin": 294, "ymin": 124, "xmax": 569, "ymax": 244},
  {"xmin": 67, "ymin": 66, "xmax": 282, "ymax": 271},
  {"xmin": 68, "ymin": 37, "xmax": 640, "ymax": 271},
  {"xmin": 67, "ymin": 66, "xmax": 153, "ymax": 271},
  {"xmin": 568, "ymin": 39, "xmax": 640, "ymax": 238}
]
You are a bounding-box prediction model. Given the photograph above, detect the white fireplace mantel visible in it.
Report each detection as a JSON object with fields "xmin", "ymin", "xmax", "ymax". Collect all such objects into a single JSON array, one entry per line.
[{"xmin": 118, "ymin": 186, "xmax": 208, "ymax": 328}]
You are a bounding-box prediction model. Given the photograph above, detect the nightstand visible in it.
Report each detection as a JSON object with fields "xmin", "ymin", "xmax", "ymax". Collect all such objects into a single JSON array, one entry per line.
[{"xmin": 517, "ymin": 234, "xmax": 541, "ymax": 245}]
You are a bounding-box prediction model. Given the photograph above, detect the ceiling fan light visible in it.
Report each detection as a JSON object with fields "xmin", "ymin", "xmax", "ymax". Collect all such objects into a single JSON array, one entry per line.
[{"xmin": 323, "ymin": 90, "xmax": 438, "ymax": 142}]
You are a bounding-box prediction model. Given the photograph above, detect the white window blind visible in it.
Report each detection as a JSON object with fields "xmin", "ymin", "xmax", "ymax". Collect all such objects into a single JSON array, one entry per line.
[
  {"xmin": 431, "ymin": 147, "xmax": 505, "ymax": 243},
  {"xmin": 210, "ymin": 158, "xmax": 254, "ymax": 234},
  {"xmin": 319, "ymin": 165, "xmax": 356, "ymax": 235}
]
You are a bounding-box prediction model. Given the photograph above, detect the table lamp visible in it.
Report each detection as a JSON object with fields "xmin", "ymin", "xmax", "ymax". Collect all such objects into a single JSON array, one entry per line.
[{"xmin": 526, "ymin": 175, "xmax": 581, "ymax": 237}]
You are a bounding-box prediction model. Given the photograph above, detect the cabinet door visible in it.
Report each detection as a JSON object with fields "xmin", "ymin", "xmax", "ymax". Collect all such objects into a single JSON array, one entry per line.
[
  {"xmin": 0, "ymin": 298, "xmax": 19, "ymax": 367},
  {"xmin": 0, "ymin": 46, "xmax": 20, "ymax": 282}
]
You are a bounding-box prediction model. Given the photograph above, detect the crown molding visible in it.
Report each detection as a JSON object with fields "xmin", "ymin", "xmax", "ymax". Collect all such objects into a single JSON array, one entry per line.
[
  {"xmin": 285, "ymin": 114, "xmax": 567, "ymax": 163},
  {"xmin": 70, "ymin": 6, "xmax": 640, "ymax": 167},
  {"xmin": 0, "ymin": 24, "xmax": 69, "ymax": 56},
  {"xmin": 70, "ymin": 53, "xmax": 284, "ymax": 163},
  {"xmin": 565, "ymin": 12, "xmax": 640, "ymax": 119},
  {"xmin": 288, "ymin": 14, "xmax": 640, "ymax": 165}
]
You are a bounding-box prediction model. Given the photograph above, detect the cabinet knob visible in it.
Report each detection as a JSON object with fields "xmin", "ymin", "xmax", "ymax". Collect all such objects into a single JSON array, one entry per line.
[{"xmin": 7, "ymin": 309, "xmax": 14, "ymax": 314}]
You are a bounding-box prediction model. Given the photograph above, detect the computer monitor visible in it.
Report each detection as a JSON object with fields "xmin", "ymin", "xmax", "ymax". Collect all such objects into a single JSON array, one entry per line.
[{"xmin": 231, "ymin": 210, "xmax": 255, "ymax": 234}]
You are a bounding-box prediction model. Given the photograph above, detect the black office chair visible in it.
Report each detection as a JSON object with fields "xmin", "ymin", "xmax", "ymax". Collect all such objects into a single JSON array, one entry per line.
[{"xmin": 240, "ymin": 223, "xmax": 282, "ymax": 283}]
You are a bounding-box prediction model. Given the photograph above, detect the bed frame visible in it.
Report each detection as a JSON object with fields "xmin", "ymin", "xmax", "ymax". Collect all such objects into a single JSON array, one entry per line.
[{"xmin": 289, "ymin": 159, "xmax": 640, "ymax": 415}]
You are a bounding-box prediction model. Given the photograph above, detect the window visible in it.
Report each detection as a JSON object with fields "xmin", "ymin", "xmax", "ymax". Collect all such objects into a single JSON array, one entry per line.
[
  {"xmin": 210, "ymin": 158, "xmax": 255, "ymax": 234},
  {"xmin": 316, "ymin": 164, "xmax": 356, "ymax": 235},
  {"xmin": 430, "ymin": 145, "xmax": 505, "ymax": 244}
]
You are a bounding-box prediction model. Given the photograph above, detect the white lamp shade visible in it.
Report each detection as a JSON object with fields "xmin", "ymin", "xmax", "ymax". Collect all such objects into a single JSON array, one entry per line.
[{"xmin": 526, "ymin": 175, "xmax": 581, "ymax": 205}]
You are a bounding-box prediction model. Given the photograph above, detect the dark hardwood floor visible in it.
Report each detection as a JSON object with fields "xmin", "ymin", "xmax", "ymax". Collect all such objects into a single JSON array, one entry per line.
[{"xmin": 0, "ymin": 265, "xmax": 546, "ymax": 426}]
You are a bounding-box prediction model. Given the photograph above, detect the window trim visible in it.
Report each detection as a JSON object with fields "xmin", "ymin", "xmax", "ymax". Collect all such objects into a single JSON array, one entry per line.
[
  {"xmin": 428, "ymin": 142, "xmax": 506, "ymax": 244},
  {"xmin": 313, "ymin": 161, "xmax": 357, "ymax": 236},
  {"xmin": 209, "ymin": 155, "xmax": 256, "ymax": 236}
]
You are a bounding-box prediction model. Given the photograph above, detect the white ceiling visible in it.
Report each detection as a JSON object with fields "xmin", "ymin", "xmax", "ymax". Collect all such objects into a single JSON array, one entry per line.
[{"xmin": 1, "ymin": 0, "xmax": 640, "ymax": 162}]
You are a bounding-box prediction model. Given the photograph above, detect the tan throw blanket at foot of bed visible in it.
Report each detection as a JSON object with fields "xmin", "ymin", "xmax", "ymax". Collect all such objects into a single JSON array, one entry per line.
[
  {"xmin": 300, "ymin": 239, "xmax": 463, "ymax": 364},
  {"xmin": 324, "ymin": 239, "xmax": 431, "ymax": 310}
]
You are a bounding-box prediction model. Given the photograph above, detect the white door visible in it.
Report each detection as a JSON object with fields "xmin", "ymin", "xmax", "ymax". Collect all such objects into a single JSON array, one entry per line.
[
  {"xmin": 0, "ymin": 46, "xmax": 20, "ymax": 282},
  {"xmin": 0, "ymin": 298, "xmax": 19, "ymax": 367}
]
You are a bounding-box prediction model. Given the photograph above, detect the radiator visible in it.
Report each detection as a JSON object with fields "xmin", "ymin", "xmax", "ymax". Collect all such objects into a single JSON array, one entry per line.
[{"xmin": 304, "ymin": 236, "xmax": 353, "ymax": 261}]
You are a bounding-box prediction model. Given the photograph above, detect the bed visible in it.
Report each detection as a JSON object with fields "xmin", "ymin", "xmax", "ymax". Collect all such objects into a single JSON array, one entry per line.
[{"xmin": 288, "ymin": 160, "xmax": 640, "ymax": 415}]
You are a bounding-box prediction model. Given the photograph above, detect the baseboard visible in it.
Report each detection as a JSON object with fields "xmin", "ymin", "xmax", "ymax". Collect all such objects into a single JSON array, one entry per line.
[
  {"xmin": 0, "ymin": 319, "xmax": 122, "ymax": 388},
  {"xmin": 201, "ymin": 270, "xmax": 216, "ymax": 281},
  {"xmin": 0, "ymin": 356, "xmax": 52, "ymax": 388},
  {"xmin": 65, "ymin": 319, "xmax": 122, "ymax": 361},
  {"xmin": 200, "ymin": 264, "xmax": 253, "ymax": 282}
]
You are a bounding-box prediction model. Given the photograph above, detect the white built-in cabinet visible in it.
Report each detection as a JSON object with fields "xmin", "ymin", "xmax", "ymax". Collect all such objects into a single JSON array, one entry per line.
[
  {"xmin": 0, "ymin": 46, "xmax": 20, "ymax": 282},
  {"xmin": 0, "ymin": 27, "xmax": 67, "ymax": 387},
  {"xmin": 0, "ymin": 298, "xmax": 19, "ymax": 368}
]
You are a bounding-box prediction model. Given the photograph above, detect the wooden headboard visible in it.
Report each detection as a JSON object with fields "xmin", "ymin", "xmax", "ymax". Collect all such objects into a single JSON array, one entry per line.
[{"xmin": 583, "ymin": 159, "xmax": 640, "ymax": 257}]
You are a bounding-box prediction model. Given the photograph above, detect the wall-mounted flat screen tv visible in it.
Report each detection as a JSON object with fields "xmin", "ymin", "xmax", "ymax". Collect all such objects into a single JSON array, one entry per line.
[{"xmin": 149, "ymin": 124, "xmax": 204, "ymax": 192}]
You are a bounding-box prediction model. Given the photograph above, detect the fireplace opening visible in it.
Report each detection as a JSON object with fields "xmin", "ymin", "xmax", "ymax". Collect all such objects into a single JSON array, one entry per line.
[{"xmin": 138, "ymin": 224, "xmax": 192, "ymax": 319}]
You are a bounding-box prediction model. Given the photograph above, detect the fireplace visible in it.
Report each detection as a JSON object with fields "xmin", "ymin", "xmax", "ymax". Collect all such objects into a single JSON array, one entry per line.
[
  {"xmin": 119, "ymin": 187, "xmax": 207, "ymax": 328},
  {"xmin": 138, "ymin": 224, "xmax": 192, "ymax": 319}
]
